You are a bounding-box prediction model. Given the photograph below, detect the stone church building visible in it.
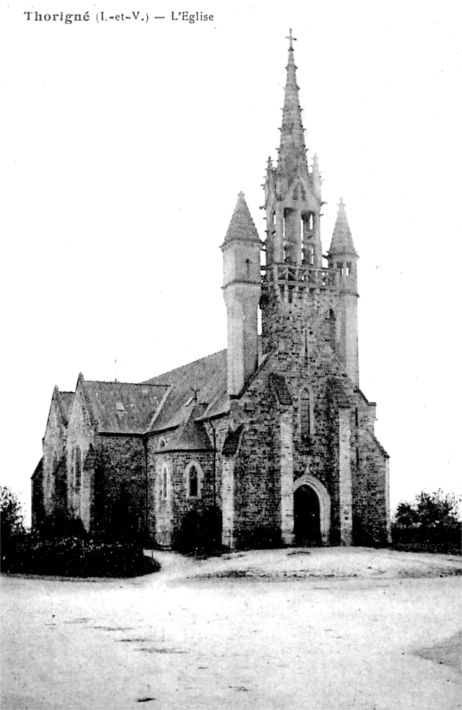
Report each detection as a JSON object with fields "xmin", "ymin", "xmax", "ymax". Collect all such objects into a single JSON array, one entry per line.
[{"xmin": 32, "ymin": 36, "xmax": 390, "ymax": 549}]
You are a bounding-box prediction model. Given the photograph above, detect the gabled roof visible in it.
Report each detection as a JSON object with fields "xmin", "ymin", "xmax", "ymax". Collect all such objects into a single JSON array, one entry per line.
[
  {"xmin": 145, "ymin": 350, "xmax": 229, "ymax": 431},
  {"xmin": 162, "ymin": 406, "xmax": 213, "ymax": 452},
  {"xmin": 46, "ymin": 387, "xmax": 75, "ymax": 433},
  {"xmin": 81, "ymin": 379, "xmax": 170, "ymax": 434}
]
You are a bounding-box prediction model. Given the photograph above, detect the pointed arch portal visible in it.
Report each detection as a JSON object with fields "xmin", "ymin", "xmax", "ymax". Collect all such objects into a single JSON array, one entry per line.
[{"xmin": 293, "ymin": 474, "xmax": 331, "ymax": 545}]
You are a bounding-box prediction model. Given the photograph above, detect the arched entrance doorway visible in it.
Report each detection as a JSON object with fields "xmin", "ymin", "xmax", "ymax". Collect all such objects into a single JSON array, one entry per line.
[
  {"xmin": 294, "ymin": 485, "xmax": 321, "ymax": 545},
  {"xmin": 293, "ymin": 474, "xmax": 331, "ymax": 546}
]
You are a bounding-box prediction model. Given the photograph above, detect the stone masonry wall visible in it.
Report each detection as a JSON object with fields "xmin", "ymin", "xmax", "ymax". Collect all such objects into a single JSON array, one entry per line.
[
  {"xmin": 145, "ymin": 433, "xmax": 216, "ymax": 547},
  {"xmin": 94, "ymin": 434, "xmax": 147, "ymax": 538},
  {"xmin": 353, "ymin": 428, "xmax": 390, "ymax": 544},
  {"xmin": 257, "ymin": 278, "xmax": 389, "ymax": 546},
  {"xmin": 42, "ymin": 400, "xmax": 68, "ymax": 518},
  {"xmin": 230, "ymin": 374, "xmax": 283, "ymax": 547},
  {"xmin": 66, "ymin": 386, "xmax": 96, "ymax": 525}
]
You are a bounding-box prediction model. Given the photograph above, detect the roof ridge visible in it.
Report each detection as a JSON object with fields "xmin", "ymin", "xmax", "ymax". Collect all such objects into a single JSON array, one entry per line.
[
  {"xmin": 145, "ymin": 348, "xmax": 226, "ymax": 383},
  {"xmin": 85, "ymin": 380, "xmax": 168, "ymax": 387}
]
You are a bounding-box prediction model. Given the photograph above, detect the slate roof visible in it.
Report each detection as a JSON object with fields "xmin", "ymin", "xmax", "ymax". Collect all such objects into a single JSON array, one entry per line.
[
  {"xmin": 81, "ymin": 380, "xmax": 170, "ymax": 434},
  {"xmin": 162, "ymin": 406, "xmax": 214, "ymax": 452},
  {"xmin": 145, "ymin": 350, "xmax": 229, "ymax": 431},
  {"xmin": 328, "ymin": 198, "xmax": 357, "ymax": 257},
  {"xmin": 222, "ymin": 192, "xmax": 261, "ymax": 246}
]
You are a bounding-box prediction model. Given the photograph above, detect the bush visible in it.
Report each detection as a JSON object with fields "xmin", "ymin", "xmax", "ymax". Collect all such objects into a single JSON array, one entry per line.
[
  {"xmin": 35, "ymin": 510, "xmax": 87, "ymax": 541},
  {"xmin": 2, "ymin": 535, "xmax": 160, "ymax": 578},
  {"xmin": 0, "ymin": 485, "xmax": 25, "ymax": 546},
  {"xmin": 2, "ymin": 507, "xmax": 159, "ymax": 577},
  {"xmin": 392, "ymin": 490, "xmax": 462, "ymax": 554}
]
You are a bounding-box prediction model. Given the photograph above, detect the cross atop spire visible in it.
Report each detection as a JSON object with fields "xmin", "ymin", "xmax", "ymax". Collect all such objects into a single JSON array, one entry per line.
[
  {"xmin": 286, "ymin": 28, "xmax": 297, "ymax": 50},
  {"xmin": 277, "ymin": 29, "xmax": 308, "ymax": 183}
]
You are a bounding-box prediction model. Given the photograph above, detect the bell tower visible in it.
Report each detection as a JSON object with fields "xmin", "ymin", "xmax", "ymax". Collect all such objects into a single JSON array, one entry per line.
[
  {"xmin": 261, "ymin": 31, "xmax": 341, "ymax": 359},
  {"xmin": 264, "ymin": 30, "xmax": 322, "ymax": 270}
]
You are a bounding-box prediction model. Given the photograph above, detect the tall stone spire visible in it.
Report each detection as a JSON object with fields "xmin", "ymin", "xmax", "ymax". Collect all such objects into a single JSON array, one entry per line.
[
  {"xmin": 263, "ymin": 31, "xmax": 322, "ymax": 273},
  {"xmin": 278, "ymin": 29, "xmax": 309, "ymax": 184}
]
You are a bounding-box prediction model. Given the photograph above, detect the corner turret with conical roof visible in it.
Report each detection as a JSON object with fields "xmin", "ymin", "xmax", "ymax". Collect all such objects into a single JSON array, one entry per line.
[
  {"xmin": 329, "ymin": 197, "xmax": 357, "ymax": 260},
  {"xmin": 221, "ymin": 192, "xmax": 261, "ymax": 396},
  {"xmin": 328, "ymin": 199, "xmax": 359, "ymax": 385}
]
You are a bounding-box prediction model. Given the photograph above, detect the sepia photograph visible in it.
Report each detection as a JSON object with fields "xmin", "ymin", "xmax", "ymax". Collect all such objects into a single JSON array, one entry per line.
[{"xmin": 1, "ymin": 1, "xmax": 461, "ymax": 708}]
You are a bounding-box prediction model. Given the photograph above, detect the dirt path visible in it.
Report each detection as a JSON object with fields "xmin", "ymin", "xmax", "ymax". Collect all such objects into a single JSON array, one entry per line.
[{"xmin": 1, "ymin": 549, "xmax": 461, "ymax": 709}]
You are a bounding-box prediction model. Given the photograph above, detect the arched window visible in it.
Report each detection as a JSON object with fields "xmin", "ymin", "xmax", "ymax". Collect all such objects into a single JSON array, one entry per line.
[
  {"xmin": 75, "ymin": 446, "xmax": 82, "ymax": 493},
  {"xmin": 299, "ymin": 389, "xmax": 311, "ymax": 437},
  {"xmin": 184, "ymin": 462, "xmax": 204, "ymax": 499},
  {"xmin": 189, "ymin": 466, "xmax": 198, "ymax": 497},
  {"xmin": 329, "ymin": 309, "xmax": 336, "ymax": 350},
  {"xmin": 50, "ymin": 453, "xmax": 58, "ymax": 497},
  {"xmin": 299, "ymin": 388, "xmax": 315, "ymax": 440},
  {"xmin": 161, "ymin": 464, "xmax": 168, "ymax": 499}
]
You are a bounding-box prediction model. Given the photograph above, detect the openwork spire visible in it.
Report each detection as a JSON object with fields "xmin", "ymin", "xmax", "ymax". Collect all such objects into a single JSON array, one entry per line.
[
  {"xmin": 278, "ymin": 29, "xmax": 308, "ymax": 182},
  {"xmin": 329, "ymin": 198, "xmax": 357, "ymax": 256}
]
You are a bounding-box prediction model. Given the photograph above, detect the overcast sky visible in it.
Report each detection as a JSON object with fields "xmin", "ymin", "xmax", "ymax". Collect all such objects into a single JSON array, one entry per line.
[{"xmin": 1, "ymin": 0, "xmax": 461, "ymax": 522}]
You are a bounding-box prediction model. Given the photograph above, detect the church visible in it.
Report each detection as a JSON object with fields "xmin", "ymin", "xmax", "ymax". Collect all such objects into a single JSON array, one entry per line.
[{"xmin": 32, "ymin": 35, "xmax": 390, "ymax": 549}]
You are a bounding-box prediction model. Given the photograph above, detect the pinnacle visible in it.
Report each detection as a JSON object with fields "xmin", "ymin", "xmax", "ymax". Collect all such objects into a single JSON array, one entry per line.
[
  {"xmin": 329, "ymin": 198, "xmax": 357, "ymax": 256},
  {"xmin": 222, "ymin": 192, "xmax": 260, "ymax": 245}
]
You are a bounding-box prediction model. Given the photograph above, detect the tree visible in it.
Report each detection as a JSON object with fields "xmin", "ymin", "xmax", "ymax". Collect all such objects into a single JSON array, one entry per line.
[
  {"xmin": 0, "ymin": 485, "xmax": 25, "ymax": 546},
  {"xmin": 392, "ymin": 489, "xmax": 461, "ymax": 552}
]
